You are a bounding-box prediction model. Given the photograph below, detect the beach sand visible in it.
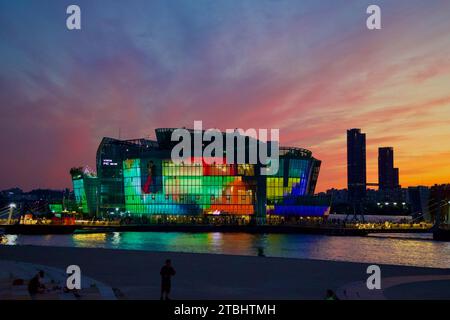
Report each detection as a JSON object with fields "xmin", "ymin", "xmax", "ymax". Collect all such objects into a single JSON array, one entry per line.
[{"xmin": 1, "ymin": 245, "xmax": 450, "ymax": 300}]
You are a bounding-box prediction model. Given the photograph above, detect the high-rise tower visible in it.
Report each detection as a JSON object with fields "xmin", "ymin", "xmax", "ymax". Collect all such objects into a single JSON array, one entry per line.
[{"xmin": 347, "ymin": 129, "xmax": 367, "ymax": 202}]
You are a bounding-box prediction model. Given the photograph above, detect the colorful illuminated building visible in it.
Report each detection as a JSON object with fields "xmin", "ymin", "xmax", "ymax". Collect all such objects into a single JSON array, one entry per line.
[
  {"xmin": 70, "ymin": 166, "xmax": 99, "ymax": 215},
  {"xmin": 70, "ymin": 128, "xmax": 329, "ymax": 222}
]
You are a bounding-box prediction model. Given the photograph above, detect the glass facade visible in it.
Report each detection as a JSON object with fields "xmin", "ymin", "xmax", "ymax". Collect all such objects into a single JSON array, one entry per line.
[
  {"xmin": 71, "ymin": 128, "xmax": 330, "ymax": 219},
  {"xmin": 49, "ymin": 203, "xmax": 63, "ymax": 213},
  {"xmin": 73, "ymin": 178, "xmax": 89, "ymax": 213},
  {"xmin": 123, "ymin": 158, "xmax": 257, "ymax": 215},
  {"xmin": 71, "ymin": 168, "xmax": 99, "ymax": 215}
]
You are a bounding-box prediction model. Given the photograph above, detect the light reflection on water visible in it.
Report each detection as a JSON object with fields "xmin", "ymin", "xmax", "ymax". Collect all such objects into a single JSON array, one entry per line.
[{"xmin": 2, "ymin": 232, "xmax": 450, "ymax": 269}]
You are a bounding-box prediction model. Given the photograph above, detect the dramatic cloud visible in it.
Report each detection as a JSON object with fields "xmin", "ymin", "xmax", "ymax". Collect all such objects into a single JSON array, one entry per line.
[{"xmin": 0, "ymin": 0, "xmax": 449, "ymax": 191}]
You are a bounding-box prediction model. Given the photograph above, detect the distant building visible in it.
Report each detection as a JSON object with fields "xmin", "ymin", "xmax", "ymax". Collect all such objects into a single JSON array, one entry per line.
[
  {"xmin": 366, "ymin": 188, "xmax": 406, "ymax": 204},
  {"xmin": 0, "ymin": 188, "xmax": 69, "ymax": 203},
  {"xmin": 324, "ymin": 187, "xmax": 410, "ymax": 215},
  {"xmin": 393, "ymin": 168, "xmax": 400, "ymax": 189},
  {"xmin": 407, "ymin": 186, "xmax": 430, "ymax": 220},
  {"xmin": 378, "ymin": 147, "xmax": 400, "ymax": 190},
  {"xmin": 347, "ymin": 129, "xmax": 366, "ymax": 202},
  {"xmin": 429, "ymin": 184, "xmax": 450, "ymax": 224},
  {"xmin": 324, "ymin": 188, "xmax": 348, "ymax": 204}
]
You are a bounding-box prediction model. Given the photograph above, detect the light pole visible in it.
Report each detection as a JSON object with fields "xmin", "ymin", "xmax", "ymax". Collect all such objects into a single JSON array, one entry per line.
[{"xmin": 7, "ymin": 203, "xmax": 16, "ymax": 225}]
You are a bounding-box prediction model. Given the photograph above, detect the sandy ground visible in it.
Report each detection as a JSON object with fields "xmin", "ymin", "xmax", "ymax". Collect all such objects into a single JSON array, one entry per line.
[{"xmin": 1, "ymin": 245, "xmax": 450, "ymax": 300}]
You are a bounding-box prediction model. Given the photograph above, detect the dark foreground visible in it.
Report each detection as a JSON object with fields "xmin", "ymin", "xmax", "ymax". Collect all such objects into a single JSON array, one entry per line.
[{"xmin": 1, "ymin": 245, "xmax": 450, "ymax": 299}]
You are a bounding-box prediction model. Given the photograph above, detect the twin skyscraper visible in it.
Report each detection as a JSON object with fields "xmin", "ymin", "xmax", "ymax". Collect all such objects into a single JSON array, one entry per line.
[{"xmin": 347, "ymin": 129, "xmax": 400, "ymax": 202}]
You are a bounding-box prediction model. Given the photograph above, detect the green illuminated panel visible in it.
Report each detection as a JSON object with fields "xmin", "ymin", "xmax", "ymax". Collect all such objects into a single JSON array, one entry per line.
[
  {"xmin": 49, "ymin": 204, "xmax": 63, "ymax": 213},
  {"xmin": 73, "ymin": 178, "xmax": 88, "ymax": 213},
  {"xmin": 123, "ymin": 159, "xmax": 255, "ymax": 215}
]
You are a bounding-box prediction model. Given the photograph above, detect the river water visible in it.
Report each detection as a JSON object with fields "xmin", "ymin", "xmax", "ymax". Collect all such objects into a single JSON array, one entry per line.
[{"xmin": 2, "ymin": 231, "xmax": 450, "ymax": 269}]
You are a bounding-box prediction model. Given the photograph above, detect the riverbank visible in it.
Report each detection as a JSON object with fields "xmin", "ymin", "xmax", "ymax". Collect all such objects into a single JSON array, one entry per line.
[
  {"xmin": 1, "ymin": 245, "xmax": 450, "ymax": 299},
  {"xmin": 0, "ymin": 222, "xmax": 433, "ymax": 236}
]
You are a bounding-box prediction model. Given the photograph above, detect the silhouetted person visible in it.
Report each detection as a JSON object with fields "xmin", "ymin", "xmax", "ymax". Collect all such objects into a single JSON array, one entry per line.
[
  {"xmin": 28, "ymin": 270, "xmax": 46, "ymax": 296},
  {"xmin": 160, "ymin": 259, "xmax": 176, "ymax": 300},
  {"xmin": 325, "ymin": 289, "xmax": 339, "ymax": 300},
  {"xmin": 257, "ymin": 247, "xmax": 265, "ymax": 257}
]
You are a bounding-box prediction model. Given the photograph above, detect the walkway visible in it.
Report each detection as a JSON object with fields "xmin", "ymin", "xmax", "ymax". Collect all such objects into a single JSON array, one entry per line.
[{"xmin": 337, "ymin": 274, "xmax": 450, "ymax": 299}]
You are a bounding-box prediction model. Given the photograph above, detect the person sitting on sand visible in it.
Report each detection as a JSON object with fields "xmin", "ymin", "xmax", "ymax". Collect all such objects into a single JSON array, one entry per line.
[
  {"xmin": 28, "ymin": 270, "xmax": 46, "ymax": 296},
  {"xmin": 160, "ymin": 259, "xmax": 176, "ymax": 300}
]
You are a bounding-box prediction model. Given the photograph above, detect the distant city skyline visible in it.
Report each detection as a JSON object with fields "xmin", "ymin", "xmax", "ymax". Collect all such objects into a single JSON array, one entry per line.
[{"xmin": 1, "ymin": 0, "xmax": 450, "ymax": 192}]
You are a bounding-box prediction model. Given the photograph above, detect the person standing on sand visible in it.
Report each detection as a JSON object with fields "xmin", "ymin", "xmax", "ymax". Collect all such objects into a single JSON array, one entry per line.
[
  {"xmin": 28, "ymin": 270, "xmax": 46, "ymax": 297},
  {"xmin": 325, "ymin": 289, "xmax": 339, "ymax": 300},
  {"xmin": 160, "ymin": 259, "xmax": 176, "ymax": 300}
]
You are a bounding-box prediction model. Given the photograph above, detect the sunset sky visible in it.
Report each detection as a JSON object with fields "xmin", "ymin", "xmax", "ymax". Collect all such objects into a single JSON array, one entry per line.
[{"xmin": 1, "ymin": 0, "xmax": 450, "ymax": 192}]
